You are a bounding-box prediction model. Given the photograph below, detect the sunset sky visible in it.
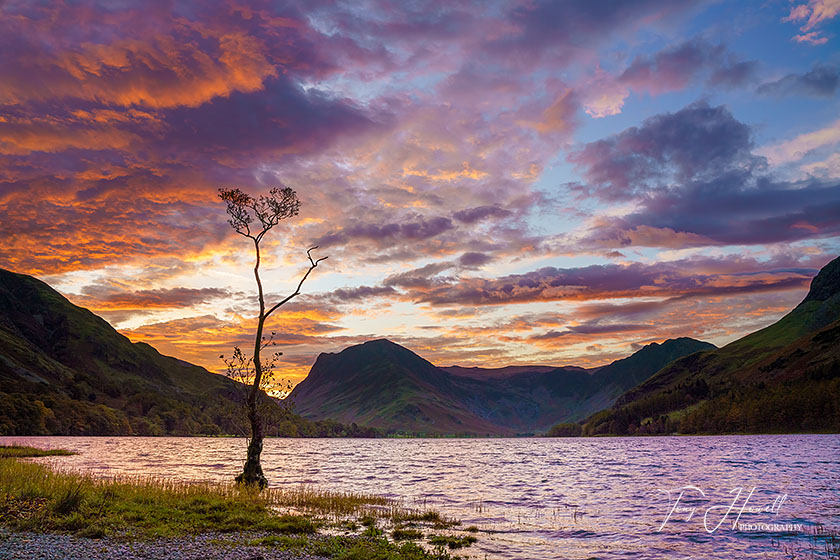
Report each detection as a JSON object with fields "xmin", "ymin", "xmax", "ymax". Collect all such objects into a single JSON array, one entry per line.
[{"xmin": 1, "ymin": 0, "xmax": 839, "ymax": 385}]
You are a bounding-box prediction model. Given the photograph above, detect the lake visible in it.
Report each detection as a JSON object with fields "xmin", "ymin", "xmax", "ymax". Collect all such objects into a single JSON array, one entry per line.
[{"xmin": 2, "ymin": 435, "xmax": 838, "ymax": 559}]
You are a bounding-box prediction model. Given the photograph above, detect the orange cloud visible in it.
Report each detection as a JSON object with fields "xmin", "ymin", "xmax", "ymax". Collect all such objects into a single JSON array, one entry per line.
[
  {"xmin": 0, "ymin": 113, "xmax": 140, "ymax": 154},
  {"xmin": 2, "ymin": 23, "xmax": 277, "ymax": 108},
  {"xmin": 783, "ymin": 0, "xmax": 840, "ymax": 44}
]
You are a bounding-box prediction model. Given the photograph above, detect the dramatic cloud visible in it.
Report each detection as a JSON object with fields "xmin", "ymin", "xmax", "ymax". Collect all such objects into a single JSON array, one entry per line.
[
  {"xmin": 452, "ymin": 206, "xmax": 513, "ymax": 224},
  {"xmin": 757, "ymin": 64, "xmax": 839, "ymax": 96},
  {"xmin": 0, "ymin": 6, "xmax": 279, "ymax": 108},
  {"xmin": 458, "ymin": 252, "xmax": 494, "ymax": 268},
  {"xmin": 570, "ymin": 102, "xmax": 762, "ymax": 201},
  {"xmin": 322, "ymin": 285, "xmax": 398, "ymax": 303},
  {"xmin": 0, "ymin": 2, "xmax": 378, "ymax": 275},
  {"xmin": 569, "ymin": 102, "xmax": 840, "ymax": 249},
  {"xmin": 408, "ymin": 258, "xmax": 815, "ymax": 307},
  {"xmin": 531, "ymin": 323, "xmax": 649, "ymax": 340},
  {"xmin": 484, "ymin": 0, "xmax": 700, "ymax": 66},
  {"xmin": 384, "ymin": 263, "xmax": 454, "ymax": 289},
  {"xmin": 73, "ymin": 285, "xmax": 235, "ymax": 310},
  {"xmin": 1, "ymin": 0, "xmax": 837, "ymax": 374}
]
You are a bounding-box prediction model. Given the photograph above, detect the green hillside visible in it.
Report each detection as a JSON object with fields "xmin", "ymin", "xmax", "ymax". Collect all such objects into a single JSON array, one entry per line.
[
  {"xmin": 0, "ymin": 268, "xmax": 374, "ymax": 437},
  {"xmin": 583, "ymin": 256, "xmax": 840, "ymax": 435}
]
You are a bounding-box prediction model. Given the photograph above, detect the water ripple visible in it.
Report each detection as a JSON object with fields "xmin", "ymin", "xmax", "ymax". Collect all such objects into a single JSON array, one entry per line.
[{"xmin": 2, "ymin": 434, "xmax": 838, "ymax": 560}]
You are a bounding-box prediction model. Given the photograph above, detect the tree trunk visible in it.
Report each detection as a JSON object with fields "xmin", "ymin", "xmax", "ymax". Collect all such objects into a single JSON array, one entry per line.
[
  {"xmin": 236, "ymin": 238, "xmax": 268, "ymax": 488},
  {"xmin": 235, "ymin": 393, "xmax": 267, "ymax": 488}
]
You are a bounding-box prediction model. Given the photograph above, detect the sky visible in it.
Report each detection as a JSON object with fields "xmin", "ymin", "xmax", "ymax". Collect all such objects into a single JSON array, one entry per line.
[{"xmin": 1, "ymin": 0, "xmax": 839, "ymax": 387}]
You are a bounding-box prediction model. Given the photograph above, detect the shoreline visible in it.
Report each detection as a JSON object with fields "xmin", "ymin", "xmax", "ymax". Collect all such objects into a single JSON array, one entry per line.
[
  {"xmin": 0, "ymin": 449, "xmax": 473, "ymax": 560},
  {"xmin": 0, "ymin": 529, "xmax": 327, "ymax": 560}
]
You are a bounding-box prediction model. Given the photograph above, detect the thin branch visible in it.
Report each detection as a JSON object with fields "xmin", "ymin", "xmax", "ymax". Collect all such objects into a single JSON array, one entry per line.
[{"xmin": 264, "ymin": 246, "xmax": 328, "ymax": 319}]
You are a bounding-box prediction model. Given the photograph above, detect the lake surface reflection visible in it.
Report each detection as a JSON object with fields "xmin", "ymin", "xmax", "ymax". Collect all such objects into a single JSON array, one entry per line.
[{"xmin": 3, "ymin": 435, "xmax": 838, "ymax": 559}]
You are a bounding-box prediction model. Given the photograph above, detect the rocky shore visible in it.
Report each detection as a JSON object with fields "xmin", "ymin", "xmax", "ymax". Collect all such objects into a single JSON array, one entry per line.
[{"xmin": 0, "ymin": 530, "xmax": 327, "ymax": 560}]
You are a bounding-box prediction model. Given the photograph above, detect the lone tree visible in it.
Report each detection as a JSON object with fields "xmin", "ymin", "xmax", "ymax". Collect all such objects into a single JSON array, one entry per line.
[{"xmin": 219, "ymin": 186, "xmax": 327, "ymax": 488}]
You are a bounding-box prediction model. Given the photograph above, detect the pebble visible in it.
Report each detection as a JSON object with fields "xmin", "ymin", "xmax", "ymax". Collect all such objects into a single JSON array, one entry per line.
[{"xmin": 0, "ymin": 530, "xmax": 328, "ymax": 560}]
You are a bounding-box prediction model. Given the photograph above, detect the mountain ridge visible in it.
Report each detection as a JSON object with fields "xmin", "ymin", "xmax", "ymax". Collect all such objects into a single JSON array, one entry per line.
[{"xmin": 289, "ymin": 336, "xmax": 715, "ymax": 435}]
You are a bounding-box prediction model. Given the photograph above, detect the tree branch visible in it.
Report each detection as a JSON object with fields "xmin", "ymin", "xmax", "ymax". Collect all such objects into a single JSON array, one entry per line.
[{"xmin": 264, "ymin": 246, "xmax": 328, "ymax": 319}]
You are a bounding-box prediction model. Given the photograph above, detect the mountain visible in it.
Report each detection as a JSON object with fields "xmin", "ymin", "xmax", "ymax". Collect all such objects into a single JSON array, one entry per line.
[
  {"xmin": 289, "ymin": 337, "xmax": 714, "ymax": 435},
  {"xmin": 288, "ymin": 339, "xmax": 506, "ymax": 435},
  {"xmin": 592, "ymin": 338, "xmax": 716, "ymax": 395},
  {"xmin": 0, "ymin": 268, "xmax": 374, "ymax": 437},
  {"xmin": 583, "ymin": 256, "xmax": 840, "ymax": 435}
]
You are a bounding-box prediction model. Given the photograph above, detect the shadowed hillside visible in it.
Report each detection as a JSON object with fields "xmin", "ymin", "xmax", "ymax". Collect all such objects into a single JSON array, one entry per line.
[{"xmin": 583, "ymin": 256, "xmax": 840, "ymax": 435}]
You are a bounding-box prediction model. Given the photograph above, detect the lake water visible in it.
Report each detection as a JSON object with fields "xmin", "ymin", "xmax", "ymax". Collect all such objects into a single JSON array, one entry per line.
[{"xmin": 2, "ymin": 435, "xmax": 839, "ymax": 559}]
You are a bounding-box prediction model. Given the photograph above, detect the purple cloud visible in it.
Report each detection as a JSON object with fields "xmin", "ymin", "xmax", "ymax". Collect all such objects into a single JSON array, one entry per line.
[
  {"xmin": 406, "ymin": 257, "xmax": 817, "ymax": 306},
  {"xmin": 452, "ymin": 205, "xmax": 513, "ymax": 224},
  {"xmin": 325, "ymin": 285, "xmax": 398, "ymax": 302},
  {"xmin": 487, "ymin": 0, "xmax": 700, "ymax": 66},
  {"xmin": 620, "ymin": 39, "xmax": 757, "ymax": 93},
  {"xmin": 569, "ymin": 102, "xmax": 840, "ymax": 249},
  {"xmin": 315, "ymin": 216, "xmax": 455, "ymax": 248},
  {"xmin": 384, "ymin": 263, "xmax": 454, "ymax": 289},
  {"xmin": 458, "ymin": 252, "xmax": 493, "ymax": 268},
  {"xmin": 570, "ymin": 102, "xmax": 763, "ymax": 201},
  {"xmin": 531, "ymin": 323, "xmax": 650, "ymax": 340},
  {"xmin": 757, "ymin": 64, "xmax": 839, "ymax": 97}
]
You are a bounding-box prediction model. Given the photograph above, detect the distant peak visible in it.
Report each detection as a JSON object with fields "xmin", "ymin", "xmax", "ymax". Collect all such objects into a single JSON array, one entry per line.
[
  {"xmin": 632, "ymin": 337, "xmax": 716, "ymax": 356},
  {"xmin": 336, "ymin": 338, "xmax": 419, "ymax": 359},
  {"xmin": 801, "ymin": 256, "xmax": 840, "ymax": 305},
  {"xmin": 642, "ymin": 337, "xmax": 704, "ymax": 348},
  {"xmin": 663, "ymin": 337, "xmax": 712, "ymax": 346},
  {"xmin": 363, "ymin": 338, "xmax": 398, "ymax": 347}
]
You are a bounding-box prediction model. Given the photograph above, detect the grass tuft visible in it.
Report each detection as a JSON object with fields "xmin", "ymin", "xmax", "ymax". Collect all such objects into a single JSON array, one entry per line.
[
  {"xmin": 392, "ymin": 526, "xmax": 424, "ymax": 540},
  {"xmin": 394, "ymin": 510, "xmax": 461, "ymax": 529},
  {"xmin": 311, "ymin": 535, "xmax": 457, "ymax": 559},
  {"xmin": 428, "ymin": 534, "xmax": 477, "ymax": 549},
  {"xmin": 51, "ymin": 480, "xmax": 86, "ymax": 515}
]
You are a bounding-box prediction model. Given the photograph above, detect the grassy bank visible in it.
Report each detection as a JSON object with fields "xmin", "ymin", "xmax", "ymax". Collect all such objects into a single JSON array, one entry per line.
[
  {"xmin": 0, "ymin": 445, "xmax": 76, "ymax": 458},
  {"xmin": 0, "ymin": 448, "xmax": 475, "ymax": 559}
]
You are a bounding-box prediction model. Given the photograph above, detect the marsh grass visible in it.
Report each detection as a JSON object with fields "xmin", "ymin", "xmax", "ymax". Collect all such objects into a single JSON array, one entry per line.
[
  {"xmin": 0, "ymin": 456, "xmax": 472, "ymax": 560},
  {"xmin": 0, "ymin": 445, "xmax": 75, "ymax": 458},
  {"xmin": 807, "ymin": 523, "xmax": 840, "ymax": 560},
  {"xmin": 427, "ymin": 534, "xmax": 477, "ymax": 549},
  {"xmin": 392, "ymin": 526, "xmax": 424, "ymax": 540},
  {"xmin": 0, "ymin": 458, "xmax": 386, "ymax": 539},
  {"xmin": 393, "ymin": 510, "xmax": 461, "ymax": 529},
  {"xmin": 256, "ymin": 534, "xmax": 459, "ymax": 560}
]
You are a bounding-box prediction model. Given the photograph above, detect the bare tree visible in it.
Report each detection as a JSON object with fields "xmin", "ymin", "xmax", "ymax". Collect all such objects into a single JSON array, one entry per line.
[{"xmin": 218, "ymin": 186, "xmax": 327, "ymax": 488}]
